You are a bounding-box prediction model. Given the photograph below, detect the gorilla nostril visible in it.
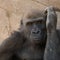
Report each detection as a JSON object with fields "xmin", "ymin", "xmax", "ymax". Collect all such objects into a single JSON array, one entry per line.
[
  {"xmin": 37, "ymin": 30, "xmax": 41, "ymax": 34},
  {"xmin": 37, "ymin": 31, "xmax": 40, "ymax": 33}
]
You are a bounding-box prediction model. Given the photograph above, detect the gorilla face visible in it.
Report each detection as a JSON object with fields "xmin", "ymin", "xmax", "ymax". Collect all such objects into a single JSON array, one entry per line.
[{"xmin": 22, "ymin": 17, "xmax": 47, "ymax": 43}]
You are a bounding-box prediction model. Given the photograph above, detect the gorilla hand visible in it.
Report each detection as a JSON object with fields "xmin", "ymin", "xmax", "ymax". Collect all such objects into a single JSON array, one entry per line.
[{"xmin": 45, "ymin": 6, "xmax": 57, "ymax": 33}]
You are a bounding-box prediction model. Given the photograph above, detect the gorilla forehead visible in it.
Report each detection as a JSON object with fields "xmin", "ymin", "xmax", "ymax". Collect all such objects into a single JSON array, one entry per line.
[{"xmin": 22, "ymin": 9, "xmax": 46, "ymax": 25}]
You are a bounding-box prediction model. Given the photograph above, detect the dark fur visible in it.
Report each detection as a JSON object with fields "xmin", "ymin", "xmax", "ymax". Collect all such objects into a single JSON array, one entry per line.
[
  {"xmin": 0, "ymin": 9, "xmax": 47, "ymax": 60},
  {"xmin": 0, "ymin": 7, "xmax": 60, "ymax": 60},
  {"xmin": 44, "ymin": 6, "xmax": 60, "ymax": 60}
]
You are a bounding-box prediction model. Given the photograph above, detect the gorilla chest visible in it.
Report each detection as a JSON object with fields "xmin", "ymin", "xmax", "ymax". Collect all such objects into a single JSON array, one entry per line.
[{"xmin": 17, "ymin": 47, "xmax": 43, "ymax": 60}]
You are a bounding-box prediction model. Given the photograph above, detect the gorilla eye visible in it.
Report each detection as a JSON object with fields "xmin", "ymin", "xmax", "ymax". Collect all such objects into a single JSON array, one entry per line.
[
  {"xmin": 26, "ymin": 22, "xmax": 33, "ymax": 26},
  {"xmin": 37, "ymin": 20, "xmax": 45, "ymax": 24},
  {"xmin": 36, "ymin": 20, "xmax": 44, "ymax": 24}
]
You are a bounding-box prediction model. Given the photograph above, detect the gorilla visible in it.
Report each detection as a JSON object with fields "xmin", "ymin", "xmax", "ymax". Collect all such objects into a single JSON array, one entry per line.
[
  {"xmin": 0, "ymin": 6, "xmax": 60, "ymax": 60},
  {"xmin": 0, "ymin": 9, "xmax": 47, "ymax": 60}
]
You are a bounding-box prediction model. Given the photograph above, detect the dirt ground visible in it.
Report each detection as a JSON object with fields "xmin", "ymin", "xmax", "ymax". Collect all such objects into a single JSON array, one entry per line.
[{"xmin": 0, "ymin": 0, "xmax": 60, "ymax": 44}]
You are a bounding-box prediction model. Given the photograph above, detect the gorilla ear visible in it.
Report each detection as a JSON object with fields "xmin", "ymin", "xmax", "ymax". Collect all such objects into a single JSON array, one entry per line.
[
  {"xmin": 20, "ymin": 19, "xmax": 23, "ymax": 25},
  {"xmin": 44, "ymin": 9, "xmax": 47, "ymax": 14}
]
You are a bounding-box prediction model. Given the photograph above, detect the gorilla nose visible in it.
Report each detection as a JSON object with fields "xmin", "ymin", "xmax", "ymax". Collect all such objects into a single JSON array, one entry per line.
[{"xmin": 32, "ymin": 30, "xmax": 41, "ymax": 34}]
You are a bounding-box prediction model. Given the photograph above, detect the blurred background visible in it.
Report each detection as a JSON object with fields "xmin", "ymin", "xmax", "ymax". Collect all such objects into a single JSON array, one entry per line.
[{"xmin": 0, "ymin": 0, "xmax": 60, "ymax": 44}]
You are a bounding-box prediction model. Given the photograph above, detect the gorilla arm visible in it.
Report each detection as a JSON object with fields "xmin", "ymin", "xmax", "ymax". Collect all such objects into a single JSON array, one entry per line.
[
  {"xmin": 44, "ymin": 30, "xmax": 59, "ymax": 60},
  {"xmin": 0, "ymin": 31, "xmax": 24, "ymax": 60},
  {"xmin": 44, "ymin": 6, "xmax": 60, "ymax": 60}
]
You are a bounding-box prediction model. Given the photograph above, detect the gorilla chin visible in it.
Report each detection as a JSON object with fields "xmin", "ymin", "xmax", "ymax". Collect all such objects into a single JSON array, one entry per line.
[{"xmin": 30, "ymin": 35, "xmax": 44, "ymax": 43}]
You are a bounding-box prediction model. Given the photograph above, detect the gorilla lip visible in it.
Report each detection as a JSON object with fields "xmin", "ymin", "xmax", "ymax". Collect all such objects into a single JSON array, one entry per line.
[{"xmin": 31, "ymin": 36, "xmax": 40, "ymax": 40}]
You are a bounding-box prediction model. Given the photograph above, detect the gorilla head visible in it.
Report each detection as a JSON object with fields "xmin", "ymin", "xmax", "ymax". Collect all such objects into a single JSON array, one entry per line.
[{"xmin": 20, "ymin": 10, "xmax": 47, "ymax": 44}]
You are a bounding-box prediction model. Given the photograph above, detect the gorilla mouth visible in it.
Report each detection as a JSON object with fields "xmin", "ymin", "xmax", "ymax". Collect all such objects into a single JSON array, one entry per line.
[
  {"xmin": 32, "ymin": 37, "xmax": 40, "ymax": 40},
  {"xmin": 30, "ymin": 35, "xmax": 41, "ymax": 40}
]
